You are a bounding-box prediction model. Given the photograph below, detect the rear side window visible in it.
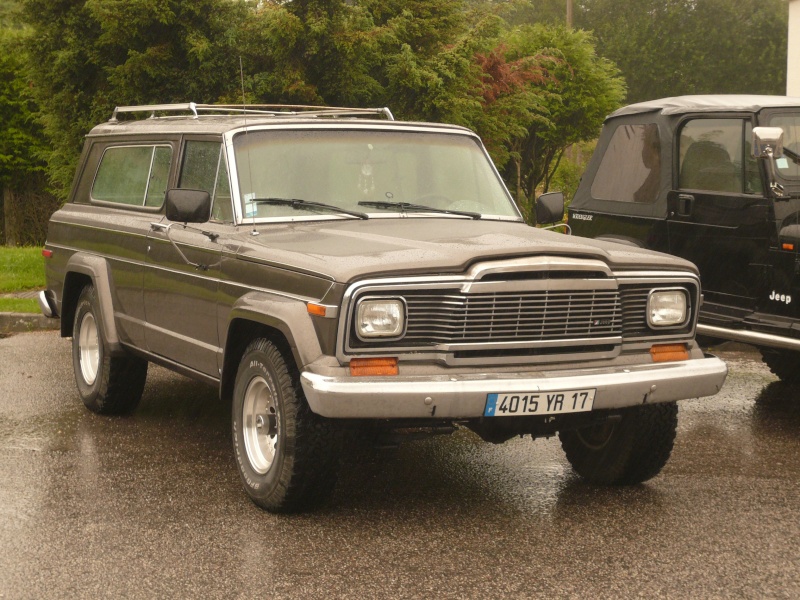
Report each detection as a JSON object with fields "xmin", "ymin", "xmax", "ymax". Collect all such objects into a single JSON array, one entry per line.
[
  {"xmin": 591, "ymin": 124, "xmax": 661, "ymax": 203},
  {"xmin": 679, "ymin": 118, "xmax": 762, "ymax": 194},
  {"xmin": 179, "ymin": 141, "xmax": 232, "ymax": 221},
  {"xmin": 92, "ymin": 145, "xmax": 172, "ymax": 207}
]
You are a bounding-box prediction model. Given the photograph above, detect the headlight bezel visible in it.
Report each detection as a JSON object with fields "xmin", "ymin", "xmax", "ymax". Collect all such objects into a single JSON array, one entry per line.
[
  {"xmin": 647, "ymin": 288, "xmax": 690, "ymax": 329},
  {"xmin": 354, "ymin": 296, "xmax": 407, "ymax": 340}
]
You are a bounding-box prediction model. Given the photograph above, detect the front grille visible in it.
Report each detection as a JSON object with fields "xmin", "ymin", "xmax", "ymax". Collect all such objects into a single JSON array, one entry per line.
[
  {"xmin": 349, "ymin": 287, "xmax": 622, "ymax": 349},
  {"xmin": 404, "ymin": 290, "xmax": 621, "ymax": 343},
  {"xmin": 620, "ymin": 284, "xmax": 651, "ymax": 338},
  {"xmin": 346, "ymin": 278, "xmax": 697, "ymax": 354}
]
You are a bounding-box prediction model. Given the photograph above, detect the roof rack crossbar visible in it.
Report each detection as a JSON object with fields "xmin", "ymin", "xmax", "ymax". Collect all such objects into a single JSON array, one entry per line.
[{"xmin": 109, "ymin": 103, "xmax": 394, "ymax": 122}]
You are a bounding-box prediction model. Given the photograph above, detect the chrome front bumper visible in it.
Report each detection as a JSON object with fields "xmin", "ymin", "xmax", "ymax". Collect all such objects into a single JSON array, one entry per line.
[{"xmin": 300, "ymin": 355, "xmax": 728, "ymax": 419}]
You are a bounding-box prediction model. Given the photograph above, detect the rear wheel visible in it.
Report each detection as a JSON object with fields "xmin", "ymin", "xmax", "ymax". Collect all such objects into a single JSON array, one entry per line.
[
  {"xmin": 559, "ymin": 402, "xmax": 678, "ymax": 485},
  {"xmin": 231, "ymin": 338, "xmax": 341, "ymax": 512},
  {"xmin": 759, "ymin": 348, "xmax": 800, "ymax": 384},
  {"xmin": 71, "ymin": 284, "xmax": 148, "ymax": 415}
]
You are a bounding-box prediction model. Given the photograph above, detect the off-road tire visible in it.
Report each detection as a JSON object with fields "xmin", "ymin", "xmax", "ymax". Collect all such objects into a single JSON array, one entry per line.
[
  {"xmin": 231, "ymin": 337, "xmax": 341, "ymax": 512},
  {"xmin": 559, "ymin": 402, "xmax": 678, "ymax": 485},
  {"xmin": 759, "ymin": 348, "xmax": 800, "ymax": 384},
  {"xmin": 71, "ymin": 284, "xmax": 148, "ymax": 415}
]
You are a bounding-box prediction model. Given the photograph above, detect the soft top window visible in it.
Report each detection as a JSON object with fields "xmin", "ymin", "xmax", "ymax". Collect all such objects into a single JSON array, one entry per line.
[
  {"xmin": 591, "ymin": 124, "xmax": 660, "ymax": 204},
  {"xmin": 679, "ymin": 119, "xmax": 741, "ymax": 193}
]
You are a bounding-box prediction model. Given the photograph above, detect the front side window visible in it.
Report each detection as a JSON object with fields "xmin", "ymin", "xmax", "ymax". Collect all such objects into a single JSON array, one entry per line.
[
  {"xmin": 179, "ymin": 141, "xmax": 232, "ymax": 221},
  {"xmin": 92, "ymin": 145, "xmax": 172, "ymax": 207},
  {"xmin": 591, "ymin": 124, "xmax": 661, "ymax": 203},
  {"xmin": 679, "ymin": 118, "xmax": 762, "ymax": 194},
  {"xmin": 232, "ymin": 129, "xmax": 519, "ymax": 221},
  {"xmin": 769, "ymin": 113, "xmax": 800, "ymax": 180}
]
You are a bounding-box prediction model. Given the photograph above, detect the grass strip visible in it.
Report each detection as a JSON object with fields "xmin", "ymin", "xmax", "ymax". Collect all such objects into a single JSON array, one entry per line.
[
  {"xmin": 0, "ymin": 247, "xmax": 45, "ymax": 293},
  {"xmin": 0, "ymin": 298, "xmax": 40, "ymax": 313}
]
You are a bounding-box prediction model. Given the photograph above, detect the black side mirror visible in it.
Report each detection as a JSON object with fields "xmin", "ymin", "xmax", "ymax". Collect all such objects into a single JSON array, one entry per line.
[
  {"xmin": 165, "ymin": 189, "xmax": 212, "ymax": 223},
  {"xmin": 535, "ymin": 191, "xmax": 565, "ymax": 225}
]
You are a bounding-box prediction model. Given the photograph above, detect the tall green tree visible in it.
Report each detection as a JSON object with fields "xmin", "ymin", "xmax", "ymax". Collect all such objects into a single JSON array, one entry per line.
[
  {"xmin": 498, "ymin": 24, "xmax": 625, "ymax": 218},
  {"xmin": 575, "ymin": 0, "xmax": 788, "ymax": 103},
  {"xmin": 18, "ymin": 0, "xmax": 625, "ymax": 230},
  {"xmin": 0, "ymin": 4, "xmax": 57, "ymax": 245},
  {"xmin": 21, "ymin": 0, "xmax": 251, "ymax": 196}
]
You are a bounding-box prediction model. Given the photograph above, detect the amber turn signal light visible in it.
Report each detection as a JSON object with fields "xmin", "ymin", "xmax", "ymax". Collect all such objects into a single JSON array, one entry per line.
[
  {"xmin": 782, "ymin": 243, "xmax": 795, "ymax": 251},
  {"xmin": 307, "ymin": 303, "xmax": 327, "ymax": 317},
  {"xmin": 650, "ymin": 343, "xmax": 689, "ymax": 363},
  {"xmin": 350, "ymin": 357, "xmax": 398, "ymax": 376}
]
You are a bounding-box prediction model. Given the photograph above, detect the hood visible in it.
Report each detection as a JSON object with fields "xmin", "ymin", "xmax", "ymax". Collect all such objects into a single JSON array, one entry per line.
[{"xmin": 233, "ymin": 217, "xmax": 697, "ymax": 282}]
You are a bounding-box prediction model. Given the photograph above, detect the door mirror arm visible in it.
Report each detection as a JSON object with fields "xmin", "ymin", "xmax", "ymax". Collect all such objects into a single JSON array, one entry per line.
[
  {"xmin": 752, "ymin": 127, "xmax": 788, "ymax": 200},
  {"xmin": 150, "ymin": 222, "xmax": 217, "ymax": 271}
]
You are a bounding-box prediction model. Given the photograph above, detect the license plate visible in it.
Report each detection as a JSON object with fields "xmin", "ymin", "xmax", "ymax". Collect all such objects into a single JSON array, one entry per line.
[{"xmin": 484, "ymin": 389, "xmax": 596, "ymax": 417}]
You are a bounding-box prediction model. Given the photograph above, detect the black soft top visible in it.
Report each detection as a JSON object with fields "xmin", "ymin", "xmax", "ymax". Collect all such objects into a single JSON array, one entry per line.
[
  {"xmin": 571, "ymin": 95, "xmax": 800, "ymax": 219},
  {"xmin": 608, "ymin": 94, "xmax": 800, "ymax": 119}
]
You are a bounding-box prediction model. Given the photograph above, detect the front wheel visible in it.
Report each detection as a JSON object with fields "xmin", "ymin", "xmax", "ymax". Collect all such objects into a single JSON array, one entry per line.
[
  {"xmin": 559, "ymin": 402, "xmax": 678, "ymax": 485},
  {"xmin": 231, "ymin": 338, "xmax": 341, "ymax": 512},
  {"xmin": 759, "ymin": 348, "xmax": 800, "ymax": 384},
  {"xmin": 71, "ymin": 284, "xmax": 148, "ymax": 415}
]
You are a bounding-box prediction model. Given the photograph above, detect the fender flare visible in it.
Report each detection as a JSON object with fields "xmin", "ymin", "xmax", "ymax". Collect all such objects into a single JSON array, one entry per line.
[
  {"xmin": 225, "ymin": 291, "xmax": 326, "ymax": 370},
  {"xmin": 64, "ymin": 253, "xmax": 122, "ymax": 352}
]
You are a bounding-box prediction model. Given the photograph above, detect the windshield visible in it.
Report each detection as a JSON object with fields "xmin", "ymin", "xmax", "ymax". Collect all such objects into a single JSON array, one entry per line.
[
  {"xmin": 769, "ymin": 113, "xmax": 800, "ymax": 179},
  {"xmin": 232, "ymin": 129, "xmax": 519, "ymax": 221}
]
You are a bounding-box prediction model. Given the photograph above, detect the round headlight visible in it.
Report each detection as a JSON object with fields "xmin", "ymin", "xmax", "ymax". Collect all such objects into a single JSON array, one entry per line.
[
  {"xmin": 356, "ymin": 298, "xmax": 405, "ymax": 339},
  {"xmin": 648, "ymin": 290, "xmax": 688, "ymax": 327}
]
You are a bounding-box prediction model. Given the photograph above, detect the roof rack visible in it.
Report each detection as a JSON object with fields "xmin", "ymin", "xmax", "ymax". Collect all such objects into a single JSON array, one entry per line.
[{"xmin": 109, "ymin": 102, "xmax": 394, "ymax": 122}]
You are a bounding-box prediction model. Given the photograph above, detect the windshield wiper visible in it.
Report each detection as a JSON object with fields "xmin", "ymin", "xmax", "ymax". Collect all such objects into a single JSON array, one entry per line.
[
  {"xmin": 358, "ymin": 201, "xmax": 481, "ymax": 220},
  {"xmin": 783, "ymin": 147, "xmax": 800, "ymax": 165},
  {"xmin": 253, "ymin": 198, "xmax": 369, "ymax": 220}
]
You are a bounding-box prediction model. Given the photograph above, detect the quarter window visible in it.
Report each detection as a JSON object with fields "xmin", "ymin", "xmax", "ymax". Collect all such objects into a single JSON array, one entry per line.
[
  {"xmin": 591, "ymin": 124, "xmax": 661, "ymax": 203},
  {"xmin": 92, "ymin": 145, "xmax": 172, "ymax": 207}
]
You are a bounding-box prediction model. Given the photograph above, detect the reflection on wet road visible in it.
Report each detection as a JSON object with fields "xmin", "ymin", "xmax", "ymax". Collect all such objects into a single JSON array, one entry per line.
[{"xmin": 1, "ymin": 333, "xmax": 798, "ymax": 598}]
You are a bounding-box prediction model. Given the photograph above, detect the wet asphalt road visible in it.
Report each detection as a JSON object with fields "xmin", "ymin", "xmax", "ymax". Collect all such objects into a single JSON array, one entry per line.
[{"xmin": 0, "ymin": 331, "xmax": 798, "ymax": 599}]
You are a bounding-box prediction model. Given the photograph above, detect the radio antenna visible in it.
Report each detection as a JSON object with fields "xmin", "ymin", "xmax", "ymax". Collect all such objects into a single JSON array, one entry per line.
[{"xmin": 240, "ymin": 57, "xmax": 258, "ymax": 236}]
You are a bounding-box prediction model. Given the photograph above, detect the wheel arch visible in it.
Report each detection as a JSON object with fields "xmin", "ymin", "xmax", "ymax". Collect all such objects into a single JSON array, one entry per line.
[
  {"xmin": 60, "ymin": 254, "xmax": 121, "ymax": 352},
  {"xmin": 219, "ymin": 293, "xmax": 326, "ymax": 403}
]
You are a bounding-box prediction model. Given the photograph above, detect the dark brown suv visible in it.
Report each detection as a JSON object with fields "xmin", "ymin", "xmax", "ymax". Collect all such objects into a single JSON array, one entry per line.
[{"xmin": 39, "ymin": 103, "xmax": 727, "ymax": 512}]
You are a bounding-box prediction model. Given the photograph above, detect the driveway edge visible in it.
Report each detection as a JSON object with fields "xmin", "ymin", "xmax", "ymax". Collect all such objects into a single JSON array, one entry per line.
[{"xmin": 0, "ymin": 312, "xmax": 60, "ymax": 334}]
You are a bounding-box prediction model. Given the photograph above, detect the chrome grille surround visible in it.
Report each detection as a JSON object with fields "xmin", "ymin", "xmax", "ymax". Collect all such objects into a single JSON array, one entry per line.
[{"xmin": 338, "ymin": 258, "xmax": 700, "ymax": 366}]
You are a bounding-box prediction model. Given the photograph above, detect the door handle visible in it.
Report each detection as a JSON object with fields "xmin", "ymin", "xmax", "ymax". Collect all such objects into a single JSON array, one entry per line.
[{"xmin": 677, "ymin": 194, "xmax": 694, "ymax": 216}]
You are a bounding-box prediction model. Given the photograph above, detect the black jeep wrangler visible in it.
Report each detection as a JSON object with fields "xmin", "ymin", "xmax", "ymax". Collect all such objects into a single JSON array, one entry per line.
[{"xmin": 568, "ymin": 95, "xmax": 800, "ymax": 381}]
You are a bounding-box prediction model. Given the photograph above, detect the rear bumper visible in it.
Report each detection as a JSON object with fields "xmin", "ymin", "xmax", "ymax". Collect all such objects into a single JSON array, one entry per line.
[
  {"xmin": 38, "ymin": 291, "xmax": 57, "ymax": 319},
  {"xmin": 300, "ymin": 355, "xmax": 728, "ymax": 419}
]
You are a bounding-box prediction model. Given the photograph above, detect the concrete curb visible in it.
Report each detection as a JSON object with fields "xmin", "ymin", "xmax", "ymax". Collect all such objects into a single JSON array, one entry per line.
[{"xmin": 0, "ymin": 312, "xmax": 60, "ymax": 334}]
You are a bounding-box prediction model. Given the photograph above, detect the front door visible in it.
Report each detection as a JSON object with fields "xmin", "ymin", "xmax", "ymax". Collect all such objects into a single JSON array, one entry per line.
[
  {"xmin": 666, "ymin": 117, "xmax": 773, "ymax": 324},
  {"xmin": 143, "ymin": 139, "xmax": 232, "ymax": 378}
]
